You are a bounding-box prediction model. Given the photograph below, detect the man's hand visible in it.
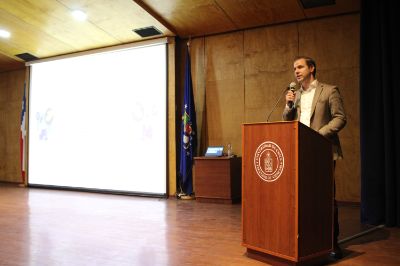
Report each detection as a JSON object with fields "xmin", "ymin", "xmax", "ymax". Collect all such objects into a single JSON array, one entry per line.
[{"xmin": 285, "ymin": 90, "xmax": 295, "ymax": 106}]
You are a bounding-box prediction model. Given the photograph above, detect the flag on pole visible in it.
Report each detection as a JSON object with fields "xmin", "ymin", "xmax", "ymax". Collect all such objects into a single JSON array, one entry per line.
[
  {"xmin": 20, "ymin": 83, "xmax": 27, "ymax": 184},
  {"xmin": 179, "ymin": 45, "xmax": 197, "ymax": 196}
]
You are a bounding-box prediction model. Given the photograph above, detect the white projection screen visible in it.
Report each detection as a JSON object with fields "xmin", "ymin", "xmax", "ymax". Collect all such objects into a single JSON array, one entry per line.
[{"xmin": 28, "ymin": 41, "xmax": 167, "ymax": 196}]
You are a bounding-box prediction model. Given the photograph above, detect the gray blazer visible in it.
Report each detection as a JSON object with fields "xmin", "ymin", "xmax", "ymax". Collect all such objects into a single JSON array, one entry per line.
[{"xmin": 283, "ymin": 81, "xmax": 347, "ymax": 159}]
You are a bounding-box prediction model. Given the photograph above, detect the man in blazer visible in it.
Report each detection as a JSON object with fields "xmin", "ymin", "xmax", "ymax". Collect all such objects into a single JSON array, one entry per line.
[{"xmin": 283, "ymin": 56, "xmax": 347, "ymax": 259}]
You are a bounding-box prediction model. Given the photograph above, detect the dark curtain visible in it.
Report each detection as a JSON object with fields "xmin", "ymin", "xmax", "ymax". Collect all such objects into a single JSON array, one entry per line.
[{"xmin": 360, "ymin": 0, "xmax": 400, "ymax": 226}]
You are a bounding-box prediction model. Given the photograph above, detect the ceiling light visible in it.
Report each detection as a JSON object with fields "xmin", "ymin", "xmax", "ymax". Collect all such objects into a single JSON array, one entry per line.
[
  {"xmin": 71, "ymin": 10, "xmax": 87, "ymax": 21},
  {"xmin": 0, "ymin": 29, "xmax": 11, "ymax": 38}
]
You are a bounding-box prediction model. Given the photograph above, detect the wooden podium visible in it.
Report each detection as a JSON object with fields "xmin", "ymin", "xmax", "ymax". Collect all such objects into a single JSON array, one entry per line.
[{"xmin": 242, "ymin": 121, "xmax": 333, "ymax": 265}]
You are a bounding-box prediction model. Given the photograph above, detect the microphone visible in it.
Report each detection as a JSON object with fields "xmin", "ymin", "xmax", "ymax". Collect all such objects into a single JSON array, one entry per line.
[
  {"xmin": 287, "ymin": 82, "xmax": 297, "ymax": 109},
  {"xmin": 266, "ymin": 82, "xmax": 296, "ymax": 122}
]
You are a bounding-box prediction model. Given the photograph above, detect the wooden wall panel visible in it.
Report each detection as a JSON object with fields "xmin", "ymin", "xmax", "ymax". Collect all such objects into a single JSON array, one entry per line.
[
  {"xmin": 244, "ymin": 23, "xmax": 298, "ymax": 123},
  {"xmin": 0, "ymin": 69, "xmax": 25, "ymax": 183},
  {"xmin": 183, "ymin": 13, "xmax": 360, "ymax": 202},
  {"xmin": 189, "ymin": 38, "xmax": 207, "ymax": 155},
  {"xmin": 298, "ymin": 14, "xmax": 360, "ymax": 202},
  {"xmin": 0, "ymin": 99, "xmax": 6, "ymax": 179},
  {"xmin": 0, "ymin": 53, "xmax": 25, "ymax": 73},
  {"xmin": 167, "ymin": 38, "xmax": 176, "ymax": 196},
  {"xmin": 205, "ymin": 32, "xmax": 245, "ymax": 157}
]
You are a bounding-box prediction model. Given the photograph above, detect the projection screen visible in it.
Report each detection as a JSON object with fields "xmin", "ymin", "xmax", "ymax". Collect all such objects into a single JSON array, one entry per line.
[{"xmin": 28, "ymin": 41, "xmax": 167, "ymax": 195}]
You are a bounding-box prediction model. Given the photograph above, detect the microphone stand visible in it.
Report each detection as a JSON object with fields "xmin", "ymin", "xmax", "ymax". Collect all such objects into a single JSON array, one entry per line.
[{"xmin": 266, "ymin": 86, "xmax": 289, "ymax": 122}]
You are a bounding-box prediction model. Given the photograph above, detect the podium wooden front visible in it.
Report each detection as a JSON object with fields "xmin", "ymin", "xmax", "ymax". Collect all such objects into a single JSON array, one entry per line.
[{"xmin": 242, "ymin": 121, "xmax": 333, "ymax": 265}]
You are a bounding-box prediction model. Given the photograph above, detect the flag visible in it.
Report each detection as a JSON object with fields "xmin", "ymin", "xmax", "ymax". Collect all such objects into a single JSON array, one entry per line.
[
  {"xmin": 20, "ymin": 83, "xmax": 26, "ymax": 184},
  {"xmin": 179, "ymin": 46, "xmax": 197, "ymax": 195}
]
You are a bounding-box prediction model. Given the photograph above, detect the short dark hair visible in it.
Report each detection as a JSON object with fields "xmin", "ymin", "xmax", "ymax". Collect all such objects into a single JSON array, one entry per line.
[{"xmin": 294, "ymin": 56, "xmax": 317, "ymax": 77}]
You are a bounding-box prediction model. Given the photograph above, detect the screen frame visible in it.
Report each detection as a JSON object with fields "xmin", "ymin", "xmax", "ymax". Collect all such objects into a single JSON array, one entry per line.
[{"xmin": 26, "ymin": 38, "xmax": 169, "ymax": 197}]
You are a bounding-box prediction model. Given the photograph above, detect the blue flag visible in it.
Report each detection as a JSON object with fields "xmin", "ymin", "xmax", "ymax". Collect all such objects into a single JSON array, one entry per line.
[{"xmin": 179, "ymin": 46, "xmax": 197, "ymax": 195}]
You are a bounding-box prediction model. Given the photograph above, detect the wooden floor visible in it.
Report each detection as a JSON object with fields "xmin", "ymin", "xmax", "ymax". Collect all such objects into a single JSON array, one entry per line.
[{"xmin": 0, "ymin": 184, "xmax": 399, "ymax": 266}]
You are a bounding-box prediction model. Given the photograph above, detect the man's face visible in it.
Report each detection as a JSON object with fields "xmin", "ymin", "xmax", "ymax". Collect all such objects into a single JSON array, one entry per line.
[{"xmin": 293, "ymin": 58, "xmax": 314, "ymax": 84}]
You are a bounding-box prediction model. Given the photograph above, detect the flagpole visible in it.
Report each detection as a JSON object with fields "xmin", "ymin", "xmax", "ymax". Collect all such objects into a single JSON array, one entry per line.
[
  {"xmin": 178, "ymin": 37, "xmax": 196, "ymax": 200},
  {"xmin": 19, "ymin": 83, "xmax": 27, "ymax": 187}
]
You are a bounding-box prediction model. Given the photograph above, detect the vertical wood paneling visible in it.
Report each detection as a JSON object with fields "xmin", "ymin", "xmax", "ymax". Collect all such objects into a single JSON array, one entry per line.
[
  {"xmin": 185, "ymin": 13, "xmax": 360, "ymax": 202},
  {"xmin": 298, "ymin": 14, "xmax": 360, "ymax": 202},
  {"xmin": 167, "ymin": 38, "xmax": 176, "ymax": 196},
  {"xmin": 0, "ymin": 69, "xmax": 25, "ymax": 183},
  {"xmin": 0, "ymin": 105, "xmax": 6, "ymax": 179},
  {"xmin": 244, "ymin": 23, "xmax": 298, "ymax": 123},
  {"xmin": 189, "ymin": 38, "xmax": 207, "ymax": 156},
  {"xmin": 205, "ymin": 32, "xmax": 245, "ymax": 156},
  {"xmin": 0, "ymin": 54, "xmax": 25, "ymax": 73}
]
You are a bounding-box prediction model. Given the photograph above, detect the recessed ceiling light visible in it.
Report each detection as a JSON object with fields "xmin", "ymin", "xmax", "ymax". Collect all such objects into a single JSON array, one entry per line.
[
  {"xmin": 0, "ymin": 29, "xmax": 11, "ymax": 38},
  {"xmin": 71, "ymin": 10, "xmax": 87, "ymax": 21}
]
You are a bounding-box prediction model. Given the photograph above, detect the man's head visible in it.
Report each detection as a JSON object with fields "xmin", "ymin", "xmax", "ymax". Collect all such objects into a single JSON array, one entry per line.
[{"xmin": 293, "ymin": 56, "xmax": 316, "ymax": 85}]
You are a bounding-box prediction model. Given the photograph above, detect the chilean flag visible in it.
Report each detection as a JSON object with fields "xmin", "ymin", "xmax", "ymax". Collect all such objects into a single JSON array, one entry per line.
[{"xmin": 20, "ymin": 83, "xmax": 26, "ymax": 184}]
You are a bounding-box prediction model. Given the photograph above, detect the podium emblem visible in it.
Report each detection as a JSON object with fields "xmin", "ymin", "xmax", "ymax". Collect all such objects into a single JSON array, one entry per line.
[{"xmin": 254, "ymin": 141, "xmax": 284, "ymax": 182}]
